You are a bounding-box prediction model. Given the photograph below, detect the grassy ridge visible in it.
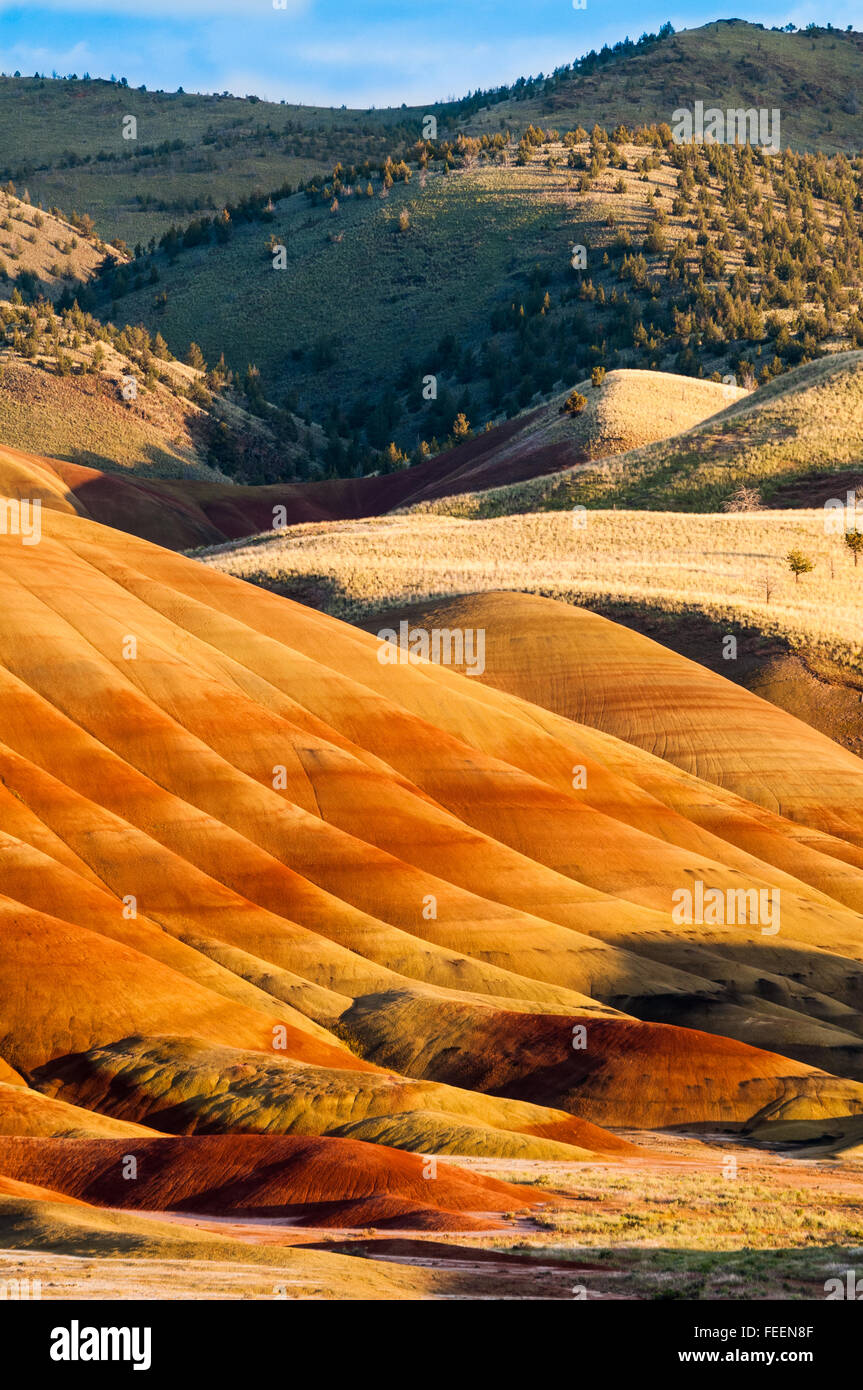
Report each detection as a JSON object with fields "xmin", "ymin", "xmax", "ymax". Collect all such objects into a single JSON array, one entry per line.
[
  {"xmin": 2, "ymin": 22, "xmax": 861, "ymax": 251},
  {"xmin": 0, "ymin": 76, "xmax": 419, "ymax": 245},
  {"xmin": 407, "ymin": 353, "xmax": 863, "ymax": 516},
  {"xmin": 202, "ymin": 504, "xmax": 863, "ymax": 673},
  {"xmin": 479, "ymin": 21, "xmax": 863, "ymax": 155}
]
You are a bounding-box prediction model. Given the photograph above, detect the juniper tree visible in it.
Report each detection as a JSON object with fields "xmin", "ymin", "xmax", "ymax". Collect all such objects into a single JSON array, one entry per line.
[
  {"xmin": 786, "ymin": 549, "xmax": 815, "ymax": 583},
  {"xmin": 844, "ymin": 530, "xmax": 863, "ymax": 567}
]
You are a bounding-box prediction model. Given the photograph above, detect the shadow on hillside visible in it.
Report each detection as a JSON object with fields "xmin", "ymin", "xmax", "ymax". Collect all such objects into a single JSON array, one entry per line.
[{"xmin": 63, "ymin": 441, "xmax": 197, "ymax": 481}]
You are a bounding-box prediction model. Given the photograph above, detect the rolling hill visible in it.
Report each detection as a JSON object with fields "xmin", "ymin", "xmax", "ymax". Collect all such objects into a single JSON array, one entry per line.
[
  {"xmin": 94, "ymin": 125, "xmax": 863, "ymax": 437},
  {"xmin": 0, "ymin": 303, "xmax": 324, "ymax": 484},
  {"xmin": 6, "ymin": 11, "xmax": 863, "ymax": 1306},
  {"xmin": 3, "ymin": 22, "xmax": 861, "ymax": 253},
  {"xmin": 0, "ymin": 1134, "xmax": 539, "ymax": 1230},
  {"xmin": 0, "ymin": 187, "xmax": 324, "ymax": 484},
  {"xmin": 3, "ymin": 502, "xmax": 863, "ymax": 1170},
  {"xmin": 0, "ymin": 371, "xmax": 744, "ymax": 546},
  {"xmin": 412, "ymin": 353, "xmax": 863, "ymax": 517},
  {"xmin": 468, "ymin": 21, "xmax": 863, "ymax": 155},
  {"xmin": 2, "ymin": 23, "xmax": 862, "ymax": 490}
]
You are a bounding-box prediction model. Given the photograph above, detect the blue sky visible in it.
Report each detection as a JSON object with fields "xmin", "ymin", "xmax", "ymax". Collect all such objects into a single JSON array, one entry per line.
[{"xmin": 0, "ymin": 2, "xmax": 856, "ymax": 108}]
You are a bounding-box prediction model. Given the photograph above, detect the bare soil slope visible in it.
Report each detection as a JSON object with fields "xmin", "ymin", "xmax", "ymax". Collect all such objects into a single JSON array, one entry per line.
[{"xmin": 4, "ymin": 511, "xmax": 863, "ymax": 1226}]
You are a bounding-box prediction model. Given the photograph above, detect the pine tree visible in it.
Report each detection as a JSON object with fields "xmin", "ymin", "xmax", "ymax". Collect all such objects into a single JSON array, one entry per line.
[{"xmin": 186, "ymin": 342, "xmax": 206, "ymax": 371}]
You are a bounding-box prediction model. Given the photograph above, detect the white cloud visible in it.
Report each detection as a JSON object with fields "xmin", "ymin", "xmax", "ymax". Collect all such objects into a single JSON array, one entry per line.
[
  {"xmin": 3, "ymin": 39, "xmax": 97, "ymax": 71},
  {"xmin": 0, "ymin": 0, "xmax": 309, "ymax": 13}
]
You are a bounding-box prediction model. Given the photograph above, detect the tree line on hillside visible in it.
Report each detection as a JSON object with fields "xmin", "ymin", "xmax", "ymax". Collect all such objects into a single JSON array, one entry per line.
[
  {"xmin": 5, "ymin": 120, "xmax": 862, "ymax": 490},
  {"xmin": 0, "ymin": 293, "xmax": 324, "ymax": 485}
]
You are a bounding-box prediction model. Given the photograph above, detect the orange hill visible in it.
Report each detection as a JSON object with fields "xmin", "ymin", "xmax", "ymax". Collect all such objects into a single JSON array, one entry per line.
[
  {"xmin": 3, "ymin": 509, "xmax": 863, "ymax": 1209},
  {"xmin": 0, "ymin": 1134, "xmax": 538, "ymax": 1231}
]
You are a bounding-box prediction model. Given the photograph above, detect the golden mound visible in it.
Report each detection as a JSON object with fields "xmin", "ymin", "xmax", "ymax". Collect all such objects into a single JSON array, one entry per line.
[
  {"xmin": 400, "ymin": 592, "xmax": 863, "ymax": 852},
  {"xmin": 337, "ymin": 993, "xmax": 863, "ymax": 1129},
  {"xmin": 30, "ymin": 1035, "xmax": 626, "ymax": 1160},
  {"xmin": 404, "ymin": 353, "xmax": 863, "ymax": 518},
  {"xmin": 0, "ymin": 1175, "xmax": 87, "ymax": 1205},
  {"xmin": 0, "ymin": 902, "xmax": 368, "ymax": 1076},
  {"xmin": 743, "ymin": 1101, "xmax": 863, "ymax": 1156},
  {"xmin": 2, "ymin": 505, "xmax": 863, "ymax": 1198},
  {"xmin": 400, "ymin": 369, "xmax": 747, "ymax": 504}
]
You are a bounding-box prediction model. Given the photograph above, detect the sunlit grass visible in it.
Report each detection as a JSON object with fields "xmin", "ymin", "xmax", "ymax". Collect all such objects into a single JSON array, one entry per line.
[{"xmin": 202, "ymin": 506, "xmax": 863, "ymax": 673}]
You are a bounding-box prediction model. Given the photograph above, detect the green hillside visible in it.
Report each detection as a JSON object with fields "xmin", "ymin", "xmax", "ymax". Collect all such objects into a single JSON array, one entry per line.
[
  {"xmin": 468, "ymin": 21, "xmax": 863, "ymax": 154},
  {"xmin": 2, "ymin": 19, "xmax": 862, "ymax": 485},
  {"xmin": 2, "ymin": 20, "xmax": 861, "ymax": 253},
  {"xmin": 0, "ymin": 77, "xmax": 418, "ymax": 247},
  {"xmin": 77, "ymin": 127, "xmax": 863, "ymax": 467}
]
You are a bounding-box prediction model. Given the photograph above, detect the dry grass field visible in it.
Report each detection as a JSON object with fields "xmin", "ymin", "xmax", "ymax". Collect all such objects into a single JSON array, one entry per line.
[
  {"xmin": 0, "ymin": 356, "xmax": 223, "ymax": 480},
  {"xmin": 0, "ymin": 189, "xmax": 123, "ymax": 292},
  {"xmin": 4, "ymin": 1134, "xmax": 863, "ymax": 1300},
  {"xmin": 201, "ymin": 506, "xmax": 863, "ymax": 674}
]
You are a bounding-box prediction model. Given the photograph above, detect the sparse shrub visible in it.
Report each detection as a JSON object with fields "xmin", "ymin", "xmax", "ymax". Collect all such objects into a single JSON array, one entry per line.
[
  {"xmin": 844, "ymin": 530, "xmax": 863, "ymax": 567},
  {"xmin": 643, "ymin": 225, "xmax": 666, "ymax": 255},
  {"xmin": 451, "ymin": 412, "xmax": 472, "ymax": 441},
  {"xmin": 382, "ymin": 441, "xmax": 409, "ymax": 471},
  {"xmin": 786, "ymin": 549, "xmax": 815, "ymax": 583},
  {"xmin": 186, "ymin": 341, "xmax": 207, "ymax": 371},
  {"xmin": 722, "ymin": 485, "xmax": 763, "ymax": 513},
  {"xmin": 590, "ymin": 366, "xmax": 606, "ymax": 388},
  {"xmin": 188, "ymin": 379, "xmax": 210, "ymax": 406},
  {"xmin": 560, "ymin": 390, "xmax": 587, "ymax": 416}
]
